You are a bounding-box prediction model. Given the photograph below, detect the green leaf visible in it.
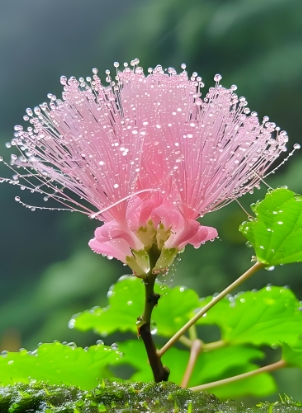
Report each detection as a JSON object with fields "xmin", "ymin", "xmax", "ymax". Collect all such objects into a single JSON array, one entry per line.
[
  {"xmin": 186, "ymin": 345, "xmax": 275, "ymax": 399},
  {"xmin": 211, "ymin": 367, "xmax": 276, "ymax": 400},
  {"xmin": 70, "ymin": 276, "xmax": 143, "ymax": 335},
  {"xmin": 190, "ymin": 346, "xmax": 266, "ymax": 387},
  {"xmin": 153, "ymin": 286, "xmax": 200, "ymax": 337},
  {"xmin": 239, "ymin": 188, "xmax": 302, "ymax": 265},
  {"xmin": 113, "ymin": 340, "xmax": 275, "ymax": 399},
  {"xmin": 282, "ymin": 341, "xmax": 302, "ymax": 368},
  {"xmin": 71, "ymin": 276, "xmax": 200, "ymax": 337},
  {"xmin": 0, "ymin": 342, "xmax": 121, "ymax": 390},
  {"xmin": 197, "ymin": 286, "xmax": 302, "ymax": 346},
  {"xmin": 112, "ymin": 340, "xmax": 188, "ymax": 383}
]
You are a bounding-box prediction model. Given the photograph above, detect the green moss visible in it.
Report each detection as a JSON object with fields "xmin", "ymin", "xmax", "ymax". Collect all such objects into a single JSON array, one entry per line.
[{"xmin": 1, "ymin": 381, "xmax": 302, "ymax": 413}]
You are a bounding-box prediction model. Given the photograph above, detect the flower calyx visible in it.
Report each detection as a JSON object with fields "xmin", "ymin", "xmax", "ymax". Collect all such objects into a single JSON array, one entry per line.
[{"xmin": 126, "ymin": 220, "xmax": 178, "ymax": 278}]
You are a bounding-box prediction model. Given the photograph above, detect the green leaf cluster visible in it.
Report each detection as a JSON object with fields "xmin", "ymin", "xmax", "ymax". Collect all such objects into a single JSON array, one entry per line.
[
  {"xmin": 68, "ymin": 276, "xmax": 302, "ymax": 399},
  {"xmin": 2, "ymin": 274, "xmax": 302, "ymax": 399}
]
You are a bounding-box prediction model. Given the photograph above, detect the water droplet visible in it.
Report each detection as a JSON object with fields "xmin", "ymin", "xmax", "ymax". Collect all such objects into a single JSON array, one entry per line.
[
  {"xmin": 107, "ymin": 289, "xmax": 115, "ymax": 298},
  {"xmin": 96, "ymin": 340, "xmax": 104, "ymax": 345},
  {"xmin": 127, "ymin": 300, "xmax": 133, "ymax": 306},
  {"xmin": 151, "ymin": 321, "xmax": 157, "ymax": 335},
  {"xmin": 294, "ymin": 143, "xmax": 301, "ymax": 150},
  {"xmin": 265, "ymin": 266, "xmax": 275, "ymax": 271},
  {"xmin": 111, "ymin": 343, "xmax": 118, "ymax": 350},
  {"xmin": 68, "ymin": 319, "xmax": 75, "ymax": 329}
]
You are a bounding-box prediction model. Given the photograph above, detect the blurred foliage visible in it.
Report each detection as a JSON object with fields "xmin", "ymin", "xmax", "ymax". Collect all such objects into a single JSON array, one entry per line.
[{"xmin": 1, "ymin": 0, "xmax": 302, "ymax": 403}]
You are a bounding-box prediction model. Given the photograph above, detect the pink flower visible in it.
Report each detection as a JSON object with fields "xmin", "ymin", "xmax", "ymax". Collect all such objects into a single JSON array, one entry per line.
[{"xmin": 2, "ymin": 59, "xmax": 289, "ymax": 276}]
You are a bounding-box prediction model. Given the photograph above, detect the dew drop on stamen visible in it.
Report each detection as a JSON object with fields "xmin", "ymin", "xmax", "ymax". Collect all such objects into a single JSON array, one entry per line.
[{"xmin": 214, "ymin": 74, "xmax": 222, "ymax": 82}]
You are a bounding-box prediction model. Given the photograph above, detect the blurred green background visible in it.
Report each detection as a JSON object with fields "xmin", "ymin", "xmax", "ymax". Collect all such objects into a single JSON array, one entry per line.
[{"xmin": 1, "ymin": 0, "xmax": 302, "ymax": 402}]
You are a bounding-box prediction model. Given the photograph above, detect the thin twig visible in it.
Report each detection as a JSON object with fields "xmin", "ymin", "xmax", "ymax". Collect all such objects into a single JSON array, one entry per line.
[
  {"xmin": 181, "ymin": 339, "xmax": 202, "ymax": 388},
  {"xmin": 157, "ymin": 261, "xmax": 264, "ymax": 358},
  {"xmin": 202, "ymin": 340, "xmax": 225, "ymax": 351},
  {"xmin": 188, "ymin": 325, "xmax": 198, "ymax": 341},
  {"xmin": 178, "ymin": 335, "xmax": 193, "ymax": 348},
  {"xmin": 189, "ymin": 359, "xmax": 286, "ymax": 392}
]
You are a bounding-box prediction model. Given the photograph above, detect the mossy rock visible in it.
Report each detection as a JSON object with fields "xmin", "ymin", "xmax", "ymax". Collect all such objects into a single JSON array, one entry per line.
[{"xmin": 1, "ymin": 381, "xmax": 302, "ymax": 413}]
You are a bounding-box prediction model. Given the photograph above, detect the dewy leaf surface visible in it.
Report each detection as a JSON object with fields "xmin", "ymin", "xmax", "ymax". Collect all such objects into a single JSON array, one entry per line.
[
  {"xmin": 71, "ymin": 276, "xmax": 144, "ymax": 335},
  {"xmin": 0, "ymin": 342, "xmax": 121, "ymax": 389},
  {"xmin": 240, "ymin": 188, "xmax": 302, "ymax": 265},
  {"xmin": 197, "ymin": 286, "xmax": 302, "ymax": 346},
  {"xmin": 71, "ymin": 276, "xmax": 200, "ymax": 337}
]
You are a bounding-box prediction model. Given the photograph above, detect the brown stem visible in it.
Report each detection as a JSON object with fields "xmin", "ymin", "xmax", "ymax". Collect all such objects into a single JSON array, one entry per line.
[{"xmin": 138, "ymin": 271, "xmax": 169, "ymax": 382}]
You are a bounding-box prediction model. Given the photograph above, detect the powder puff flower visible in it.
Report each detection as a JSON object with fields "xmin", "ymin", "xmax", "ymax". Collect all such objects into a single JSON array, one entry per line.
[{"xmin": 1, "ymin": 59, "xmax": 290, "ymax": 276}]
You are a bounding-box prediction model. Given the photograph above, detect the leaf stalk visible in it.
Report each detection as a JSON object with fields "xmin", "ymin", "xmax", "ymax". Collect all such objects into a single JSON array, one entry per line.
[
  {"xmin": 189, "ymin": 359, "xmax": 286, "ymax": 392},
  {"xmin": 157, "ymin": 261, "xmax": 264, "ymax": 358}
]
